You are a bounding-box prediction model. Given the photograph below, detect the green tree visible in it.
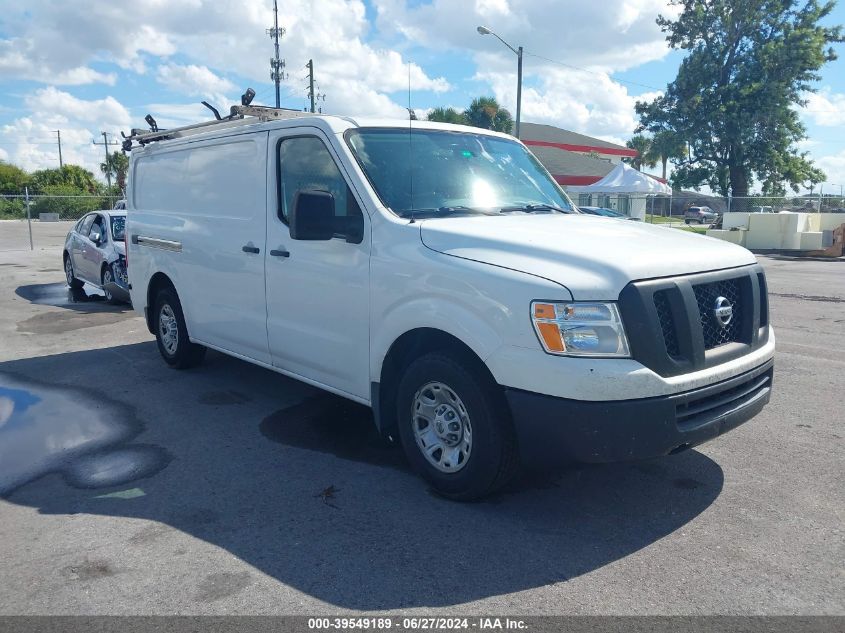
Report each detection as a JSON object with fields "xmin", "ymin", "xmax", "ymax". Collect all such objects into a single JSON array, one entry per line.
[
  {"xmin": 463, "ymin": 97, "xmax": 514, "ymax": 134},
  {"xmin": 624, "ymin": 135, "xmax": 656, "ymax": 171},
  {"xmin": 100, "ymin": 151, "xmax": 129, "ymax": 192},
  {"xmin": 426, "ymin": 107, "xmax": 468, "ymax": 125},
  {"xmin": 31, "ymin": 165, "xmax": 99, "ymax": 194},
  {"xmin": 0, "ymin": 161, "xmax": 31, "ymax": 194},
  {"xmin": 645, "ymin": 130, "xmax": 687, "ymax": 181},
  {"xmin": 635, "ymin": 0, "xmax": 841, "ymax": 196}
]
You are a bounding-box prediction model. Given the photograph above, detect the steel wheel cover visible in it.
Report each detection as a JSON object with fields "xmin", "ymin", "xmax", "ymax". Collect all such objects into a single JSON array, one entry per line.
[{"xmin": 411, "ymin": 381, "xmax": 473, "ymax": 473}]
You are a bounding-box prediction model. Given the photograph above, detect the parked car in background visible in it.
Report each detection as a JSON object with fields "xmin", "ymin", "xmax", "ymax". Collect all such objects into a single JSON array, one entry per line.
[
  {"xmin": 62, "ymin": 210, "xmax": 129, "ymax": 304},
  {"xmin": 751, "ymin": 206, "xmax": 774, "ymax": 213},
  {"xmin": 578, "ymin": 206, "xmax": 640, "ymax": 221},
  {"xmin": 113, "ymin": 199, "xmax": 127, "ymax": 210},
  {"xmin": 684, "ymin": 206, "xmax": 718, "ymax": 224}
]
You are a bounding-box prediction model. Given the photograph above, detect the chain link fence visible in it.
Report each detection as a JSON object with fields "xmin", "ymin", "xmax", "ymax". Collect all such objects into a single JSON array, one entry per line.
[
  {"xmin": 0, "ymin": 193, "xmax": 122, "ymax": 252},
  {"xmin": 571, "ymin": 192, "xmax": 845, "ymax": 222}
]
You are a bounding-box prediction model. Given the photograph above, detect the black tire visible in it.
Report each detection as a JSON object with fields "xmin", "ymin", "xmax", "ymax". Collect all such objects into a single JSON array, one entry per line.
[
  {"xmin": 395, "ymin": 351, "xmax": 518, "ymax": 500},
  {"xmin": 153, "ymin": 286, "xmax": 206, "ymax": 369},
  {"xmin": 64, "ymin": 254, "xmax": 83, "ymax": 289},
  {"xmin": 101, "ymin": 264, "xmax": 120, "ymax": 304},
  {"xmin": 684, "ymin": 219, "xmax": 690, "ymax": 225}
]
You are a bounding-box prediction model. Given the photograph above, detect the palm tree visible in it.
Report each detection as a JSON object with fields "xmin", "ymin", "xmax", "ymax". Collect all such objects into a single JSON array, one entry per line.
[
  {"xmin": 426, "ymin": 107, "xmax": 467, "ymax": 125},
  {"xmin": 646, "ymin": 131, "xmax": 686, "ymax": 180},
  {"xmin": 625, "ymin": 135, "xmax": 655, "ymax": 172},
  {"xmin": 463, "ymin": 97, "xmax": 513, "ymax": 134}
]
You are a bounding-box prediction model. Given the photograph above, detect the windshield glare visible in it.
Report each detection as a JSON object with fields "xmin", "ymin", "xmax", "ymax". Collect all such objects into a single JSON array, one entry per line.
[
  {"xmin": 346, "ymin": 128, "xmax": 574, "ymax": 217},
  {"xmin": 110, "ymin": 216, "xmax": 125, "ymax": 241}
]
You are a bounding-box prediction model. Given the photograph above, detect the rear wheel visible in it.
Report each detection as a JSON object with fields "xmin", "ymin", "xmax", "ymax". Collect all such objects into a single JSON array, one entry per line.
[
  {"xmin": 64, "ymin": 255, "xmax": 83, "ymax": 289},
  {"xmin": 153, "ymin": 287, "xmax": 206, "ymax": 369},
  {"xmin": 396, "ymin": 351, "xmax": 518, "ymax": 500}
]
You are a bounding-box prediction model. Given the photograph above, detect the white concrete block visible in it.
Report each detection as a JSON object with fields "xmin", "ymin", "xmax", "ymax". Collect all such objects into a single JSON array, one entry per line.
[
  {"xmin": 706, "ymin": 229, "xmax": 747, "ymax": 246},
  {"xmin": 722, "ymin": 213, "xmax": 750, "ymax": 230},
  {"xmin": 799, "ymin": 232, "xmax": 823, "ymax": 250}
]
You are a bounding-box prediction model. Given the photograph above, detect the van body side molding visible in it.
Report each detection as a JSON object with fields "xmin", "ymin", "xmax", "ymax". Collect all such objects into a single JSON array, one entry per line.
[{"xmin": 132, "ymin": 235, "xmax": 182, "ymax": 252}]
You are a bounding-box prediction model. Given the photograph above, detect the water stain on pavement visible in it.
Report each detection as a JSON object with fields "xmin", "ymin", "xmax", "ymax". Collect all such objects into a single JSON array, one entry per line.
[
  {"xmin": 194, "ymin": 572, "xmax": 252, "ymax": 603},
  {"xmin": 15, "ymin": 282, "xmax": 135, "ymax": 334},
  {"xmin": 260, "ymin": 395, "xmax": 407, "ymax": 472},
  {"xmin": 63, "ymin": 559, "xmax": 116, "ymax": 582},
  {"xmin": 0, "ymin": 373, "xmax": 170, "ymax": 496},
  {"xmin": 198, "ymin": 390, "xmax": 252, "ymax": 406}
]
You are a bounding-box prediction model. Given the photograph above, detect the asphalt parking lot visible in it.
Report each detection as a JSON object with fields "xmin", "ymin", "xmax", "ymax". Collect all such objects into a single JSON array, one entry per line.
[{"xmin": 0, "ymin": 220, "xmax": 843, "ymax": 615}]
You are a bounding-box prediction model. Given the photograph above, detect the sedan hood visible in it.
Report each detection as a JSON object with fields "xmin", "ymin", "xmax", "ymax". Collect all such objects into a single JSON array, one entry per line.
[{"xmin": 419, "ymin": 214, "xmax": 756, "ymax": 299}]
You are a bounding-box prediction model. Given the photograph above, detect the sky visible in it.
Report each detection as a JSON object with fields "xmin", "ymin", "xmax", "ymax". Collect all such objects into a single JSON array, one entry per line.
[{"xmin": 0, "ymin": 0, "xmax": 843, "ymax": 192}]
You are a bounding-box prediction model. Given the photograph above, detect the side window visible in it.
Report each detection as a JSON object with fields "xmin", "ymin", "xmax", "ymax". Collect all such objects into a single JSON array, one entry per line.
[
  {"xmin": 278, "ymin": 136, "xmax": 361, "ymax": 224},
  {"xmin": 89, "ymin": 214, "xmax": 106, "ymax": 242},
  {"xmin": 78, "ymin": 214, "xmax": 96, "ymax": 236}
]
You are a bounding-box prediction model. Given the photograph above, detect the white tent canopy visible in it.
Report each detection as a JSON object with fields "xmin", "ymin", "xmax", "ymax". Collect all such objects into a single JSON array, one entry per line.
[{"xmin": 566, "ymin": 162, "xmax": 672, "ymax": 195}]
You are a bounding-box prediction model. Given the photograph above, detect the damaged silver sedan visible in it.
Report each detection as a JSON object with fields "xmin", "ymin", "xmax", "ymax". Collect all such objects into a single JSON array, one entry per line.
[{"xmin": 62, "ymin": 210, "xmax": 130, "ymax": 304}]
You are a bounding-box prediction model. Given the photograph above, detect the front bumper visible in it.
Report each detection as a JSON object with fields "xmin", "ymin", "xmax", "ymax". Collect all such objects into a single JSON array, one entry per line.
[{"xmin": 505, "ymin": 359, "xmax": 773, "ymax": 467}]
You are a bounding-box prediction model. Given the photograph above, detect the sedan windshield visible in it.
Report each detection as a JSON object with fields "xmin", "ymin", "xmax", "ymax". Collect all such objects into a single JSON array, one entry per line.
[
  {"xmin": 346, "ymin": 128, "xmax": 574, "ymax": 218},
  {"xmin": 110, "ymin": 215, "xmax": 126, "ymax": 241}
]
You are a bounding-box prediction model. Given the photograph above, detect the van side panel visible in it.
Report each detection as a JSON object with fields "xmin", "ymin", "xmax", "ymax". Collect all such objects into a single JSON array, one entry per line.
[{"xmin": 130, "ymin": 133, "xmax": 271, "ymax": 364}]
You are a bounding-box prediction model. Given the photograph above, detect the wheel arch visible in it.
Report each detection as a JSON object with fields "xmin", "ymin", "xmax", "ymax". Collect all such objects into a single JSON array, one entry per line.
[
  {"xmin": 145, "ymin": 272, "xmax": 176, "ymax": 334},
  {"xmin": 374, "ymin": 327, "xmax": 499, "ymax": 438}
]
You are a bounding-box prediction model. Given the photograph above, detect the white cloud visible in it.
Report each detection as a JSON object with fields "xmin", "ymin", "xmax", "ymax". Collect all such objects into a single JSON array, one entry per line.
[
  {"xmin": 0, "ymin": 39, "xmax": 117, "ymax": 86},
  {"xmin": 0, "ymin": 0, "xmax": 448, "ymax": 120},
  {"xmin": 815, "ymin": 150, "xmax": 845, "ymax": 189},
  {"xmin": 1, "ymin": 89, "xmax": 131, "ymax": 176},
  {"xmin": 802, "ymin": 88, "xmax": 845, "ymax": 127},
  {"xmin": 156, "ymin": 63, "xmax": 237, "ymax": 103}
]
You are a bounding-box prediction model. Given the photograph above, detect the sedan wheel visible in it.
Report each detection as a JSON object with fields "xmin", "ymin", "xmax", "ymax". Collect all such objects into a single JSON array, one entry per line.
[{"xmin": 64, "ymin": 257, "xmax": 82, "ymax": 289}]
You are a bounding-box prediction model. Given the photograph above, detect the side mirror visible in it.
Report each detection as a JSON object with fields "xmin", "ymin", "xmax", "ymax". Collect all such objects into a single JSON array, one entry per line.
[
  {"xmin": 90, "ymin": 230, "xmax": 102, "ymax": 244},
  {"xmin": 290, "ymin": 190, "xmax": 336, "ymax": 241},
  {"xmin": 289, "ymin": 190, "xmax": 364, "ymax": 244}
]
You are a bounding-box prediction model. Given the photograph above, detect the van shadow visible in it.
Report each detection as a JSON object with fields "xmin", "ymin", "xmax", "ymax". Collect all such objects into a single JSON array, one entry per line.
[{"xmin": 0, "ymin": 343, "xmax": 724, "ymax": 610}]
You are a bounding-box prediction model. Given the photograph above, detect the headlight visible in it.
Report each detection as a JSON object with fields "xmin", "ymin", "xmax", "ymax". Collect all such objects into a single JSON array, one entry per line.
[{"xmin": 531, "ymin": 301, "xmax": 630, "ymax": 357}]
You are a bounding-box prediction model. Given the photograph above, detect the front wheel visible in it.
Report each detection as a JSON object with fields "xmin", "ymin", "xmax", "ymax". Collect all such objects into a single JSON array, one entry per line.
[
  {"xmin": 153, "ymin": 287, "xmax": 206, "ymax": 369},
  {"xmin": 396, "ymin": 352, "xmax": 518, "ymax": 500},
  {"xmin": 101, "ymin": 265, "xmax": 119, "ymax": 304}
]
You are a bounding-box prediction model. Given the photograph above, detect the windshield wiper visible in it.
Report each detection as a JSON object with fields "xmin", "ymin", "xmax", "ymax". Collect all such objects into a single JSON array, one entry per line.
[
  {"xmin": 499, "ymin": 203, "xmax": 574, "ymax": 214},
  {"xmin": 404, "ymin": 206, "xmax": 498, "ymax": 218}
]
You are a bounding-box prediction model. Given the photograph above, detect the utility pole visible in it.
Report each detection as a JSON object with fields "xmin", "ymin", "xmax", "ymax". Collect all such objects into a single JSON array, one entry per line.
[
  {"xmin": 92, "ymin": 132, "xmax": 120, "ymax": 203},
  {"xmin": 55, "ymin": 130, "xmax": 63, "ymax": 168},
  {"xmin": 306, "ymin": 60, "xmax": 325, "ymax": 113},
  {"xmin": 267, "ymin": 0, "xmax": 287, "ymax": 108}
]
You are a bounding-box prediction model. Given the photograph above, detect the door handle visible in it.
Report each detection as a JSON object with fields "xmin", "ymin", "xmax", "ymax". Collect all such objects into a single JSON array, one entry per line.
[
  {"xmin": 242, "ymin": 245, "xmax": 260, "ymax": 254},
  {"xmin": 270, "ymin": 249, "xmax": 290, "ymax": 258}
]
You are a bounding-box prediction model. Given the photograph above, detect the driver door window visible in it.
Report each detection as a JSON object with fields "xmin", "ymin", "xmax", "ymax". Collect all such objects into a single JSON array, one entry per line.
[{"xmin": 278, "ymin": 136, "xmax": 361, "ymax": 226}]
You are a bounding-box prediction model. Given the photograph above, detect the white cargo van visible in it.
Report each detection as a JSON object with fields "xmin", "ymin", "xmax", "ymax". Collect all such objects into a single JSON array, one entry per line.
[{"xmin": 125, "ymin": 106, "xmax": 774, "ymax": 500}]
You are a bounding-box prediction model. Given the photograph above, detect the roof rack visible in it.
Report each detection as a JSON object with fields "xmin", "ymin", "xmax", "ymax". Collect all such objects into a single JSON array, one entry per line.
[{"xmin": 121, "ymin": 102, "xmax": 319, "ymax": 151}]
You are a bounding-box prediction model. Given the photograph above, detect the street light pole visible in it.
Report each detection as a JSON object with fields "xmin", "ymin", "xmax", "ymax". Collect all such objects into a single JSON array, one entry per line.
[{"xmin": 477, "ymin": 25, "xmax": 523, "ymax": 138}]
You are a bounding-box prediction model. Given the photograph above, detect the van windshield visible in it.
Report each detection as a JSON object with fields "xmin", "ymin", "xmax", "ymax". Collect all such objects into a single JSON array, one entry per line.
[{"xmin": 345, "ymin": 128, "xmax": 575, "ymax": 218}]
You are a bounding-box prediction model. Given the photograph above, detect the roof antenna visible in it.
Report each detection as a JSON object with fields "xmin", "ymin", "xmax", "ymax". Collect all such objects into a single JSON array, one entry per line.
[
  {"xmin": 202, "ymin": 101, "xmax": 222, "ymax": 120},
  {"xmin": 407, "ymin": 62, "xmax": 416, "ymax": 224}
]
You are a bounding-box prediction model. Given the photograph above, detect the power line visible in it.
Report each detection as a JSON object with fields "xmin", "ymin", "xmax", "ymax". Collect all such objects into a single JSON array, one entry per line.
[
  {"xmin": 523, "ymin": 51, "xmax": 664, "ymax": 91},
  {"xmin": 92, "ymin": 132, "xmax": 120, "ymax": 193}
]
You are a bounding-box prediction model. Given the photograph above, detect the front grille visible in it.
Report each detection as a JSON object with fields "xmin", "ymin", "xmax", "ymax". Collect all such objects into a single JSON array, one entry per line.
[
  {"xmin": 618, "ymin": 264, "xmax": 769, "ymax": 378},
  {"xmin": 676, "ymin": 370, "xmax": 771, "ymax": 431},
  {"xmin": 653, "ymin": 290, "xmax": 681, "ymax": 358},
  {"xmin": 693, "ymin": 278, "xmax": 742, "ymax": 349}
]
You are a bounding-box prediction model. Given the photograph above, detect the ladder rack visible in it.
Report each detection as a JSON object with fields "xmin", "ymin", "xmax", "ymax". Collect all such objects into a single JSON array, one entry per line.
[{"xmin": 121, "ymin": 105, "xmax": 320, "ymax": 151}]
